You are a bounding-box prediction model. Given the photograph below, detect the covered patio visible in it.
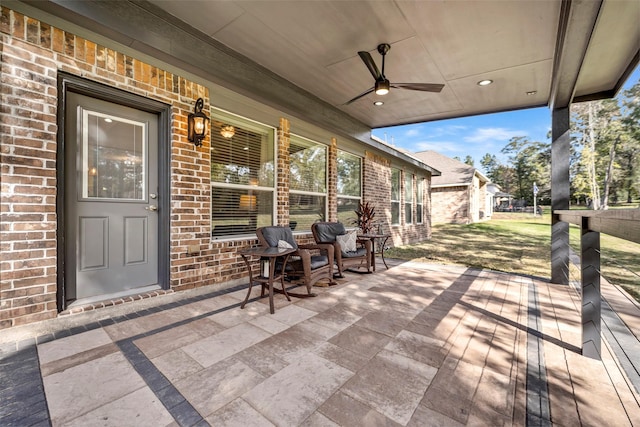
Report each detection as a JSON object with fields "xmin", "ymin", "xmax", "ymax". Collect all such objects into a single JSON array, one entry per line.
[
  {"xmin": 2, "ymin": 260, "xmax": 639, "ymax": 426},
  {"xmin": 2, "ymin": 1, "xmax": 640, "ymax": 425}
]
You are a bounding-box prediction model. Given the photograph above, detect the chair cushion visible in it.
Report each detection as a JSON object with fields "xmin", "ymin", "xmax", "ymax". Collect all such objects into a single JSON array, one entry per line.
[
  {"xmin": 314, "ymin": 222, "xmax": 346, "ymax": 243},
  {"xmin": 341, "ymin": 247, "xmax": 367, "ymax": 258},
  {"xmin": 309, "ymin": 255, "xmax": 329, "ymax": 269},
  {"xmin": 260, "ymin": 227, "xmax": 298, "ymax": 249},
  {"xmin": 336, "ymin": 230, "xmax": 357, "ymax": 253}
]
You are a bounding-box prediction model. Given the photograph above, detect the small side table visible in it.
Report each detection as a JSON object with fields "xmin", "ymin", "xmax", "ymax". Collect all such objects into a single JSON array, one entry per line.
[
  {"xmin": 357, "ymin": 234, "xmax": 391, "ymax": 271},
  {"xmin": 239, "ymin": 246, "xmax": 295, "ymax": 314}
]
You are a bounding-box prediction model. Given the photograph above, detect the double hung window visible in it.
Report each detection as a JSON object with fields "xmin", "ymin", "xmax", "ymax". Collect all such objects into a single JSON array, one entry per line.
[
  {"xmin": 405, "ymin": 173, "xmax": 413, "ymax": 224},
  {"xmin": 337, "ymin": 150, "xmax": 361, "ymax": 226},
  {"xmin": 391, "ymin": 168, "xmax": 400, "ymax": 225},
  {"xmin": 210, "ymin": 111, "xmax": 275, "ymax": 237},
  {"xmin": 416, "ymin": 177, "xmax": 424, "ymax": 224},
  {"xmin": 289, "ymin": 135, "xmax": 327, "ymax": 231}
]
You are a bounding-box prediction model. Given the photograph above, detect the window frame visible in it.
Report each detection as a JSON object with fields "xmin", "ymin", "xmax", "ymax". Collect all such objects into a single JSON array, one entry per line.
[
  {"xmin": 404, "ymin": 172, "xmax": 413, "ymax": 225},
  {"xmin": 391, "ymin": 168, "xmax": 400, "ymax": 225},
  {"xmin": 210, "ymin": 108, "xmax": 277, "ymax": 240},
  {"xmin": 337, "ymin": 150, "xmax": 362, "ymax": 227},
  {"xmin": 416, "ymin": 177, "xmax": 424, "ymax": 224},
  {"xmin": 289, "ymin": 134, "xmax": 328, "ymax": 231}
]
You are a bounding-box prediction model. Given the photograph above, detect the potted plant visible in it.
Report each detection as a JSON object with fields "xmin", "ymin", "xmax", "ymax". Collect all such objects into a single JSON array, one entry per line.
[{"xmin": 353, "ymin": 201, "xmax": 376, "ymax": 234}]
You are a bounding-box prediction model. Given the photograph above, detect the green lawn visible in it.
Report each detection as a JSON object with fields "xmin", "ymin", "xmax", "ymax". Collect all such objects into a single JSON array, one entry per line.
[{"xmin": 387, "ymin": 210, "xmax": 640, "ymax": 301}]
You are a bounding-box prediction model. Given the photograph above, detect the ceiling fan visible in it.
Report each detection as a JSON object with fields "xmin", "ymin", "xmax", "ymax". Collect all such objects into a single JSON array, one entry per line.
[{"xmin": 346, "ymin": 43, "xmax": 444, "ymax": 105}]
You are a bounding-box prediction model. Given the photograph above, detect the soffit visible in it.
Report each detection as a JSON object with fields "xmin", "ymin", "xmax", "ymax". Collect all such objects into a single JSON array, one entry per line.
[
  {"xmin": 20, "ymin": 0, "xmax": 639, "ymax": 133},
  {"xmin": 146, "ymin": 0, "xmax": 638, "ymax": 128}
]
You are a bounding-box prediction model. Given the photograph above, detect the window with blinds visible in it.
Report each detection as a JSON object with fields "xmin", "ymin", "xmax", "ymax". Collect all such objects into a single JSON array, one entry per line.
[
  {"xmin": 405, "ymin": 172, "xmax": 413, "ymax": 224},
  {"xmin": 210, "ymin": 112, "xmax": 275, "ymax": 238},
  {"xmin": 416, "ymin": 177, "xmax": 424, "ymax": 224},
  {"xmin": 290, "ymin": 135, "xmax": 327, "ymax": 231},
  {"xmin": 337, "ymin": 150, "xmax": 361, "ymax": 227},
  {"xmin": 391, "ymin": 168, "xmax": 400, "ymax": 225}
]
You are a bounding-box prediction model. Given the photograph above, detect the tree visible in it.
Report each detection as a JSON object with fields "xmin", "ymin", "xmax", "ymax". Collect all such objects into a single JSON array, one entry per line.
[
  {"xmin": 571, "ymin": 96, "xmax": 630, "ymax": 209},
  {"xmin": 464, "ymin": 155, "xmax": 474, "ymax": 166},
  {"xmin": 481, "ymin": 153, "xmax": 517, "ymax": 196},
  {"xmin": 500, "ymin": 137, "xmax": 550, "ymax": 204},
  {"xmin": 619, "ymin": 82, "xmax": 640, "ymax": 203}
]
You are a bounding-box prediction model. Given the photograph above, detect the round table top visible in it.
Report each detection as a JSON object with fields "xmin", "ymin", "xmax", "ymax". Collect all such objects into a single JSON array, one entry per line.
[
  {"xmin": 239, "ymin": 246, "xmax": 295, "ymax": 258},
  {"xmin": 357, "ymin": 233, "xmax": 391, "ymax": 239}
]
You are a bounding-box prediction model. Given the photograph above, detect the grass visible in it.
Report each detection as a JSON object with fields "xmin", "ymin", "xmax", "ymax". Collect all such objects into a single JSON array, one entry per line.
[{"xmin": 387, "ymin": 210, "xmax": 640, "ymax": 301}]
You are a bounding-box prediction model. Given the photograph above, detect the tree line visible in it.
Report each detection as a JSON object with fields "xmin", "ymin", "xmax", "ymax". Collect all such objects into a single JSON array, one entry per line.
[{"xmin": 477, "ymin": 80, "xmax": 639, "ymax": 209}]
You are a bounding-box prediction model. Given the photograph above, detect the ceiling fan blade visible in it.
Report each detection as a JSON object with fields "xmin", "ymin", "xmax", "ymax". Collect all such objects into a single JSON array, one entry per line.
[
  {"xmin": 357, "ymin": 51, "xmax": 381, "ymax": 80},
  {"xmin": 391, "ymin": 83, "xmax": 445, "ymax": 93},
  {"xmin": 344, "ymin": 87, "xmax": 375, "ymax": 105}
]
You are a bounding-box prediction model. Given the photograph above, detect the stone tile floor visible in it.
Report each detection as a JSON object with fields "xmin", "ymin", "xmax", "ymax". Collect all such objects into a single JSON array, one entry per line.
[{"xmin": 1, "ymin": 260, "xmax": 639, "ymax": 426}]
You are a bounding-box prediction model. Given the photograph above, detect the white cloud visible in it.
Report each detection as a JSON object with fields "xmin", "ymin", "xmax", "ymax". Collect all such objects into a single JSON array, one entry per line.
[
  {"xmin": 405, "ymin": 128, "xmax": 420, "ymax": 137},
  {"xmin": 413, "ymin": 140, "xmax": 462, "ymax": 152},
  {"xmin": 463, "ymin": 127, "xmax": 526, "ymax": 143}
]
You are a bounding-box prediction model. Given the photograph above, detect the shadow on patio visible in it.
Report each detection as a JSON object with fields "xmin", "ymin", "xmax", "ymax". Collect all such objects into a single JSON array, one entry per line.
[{"xmin": 1, "ymin": 260, "xmax": 639, "ymax": 426}]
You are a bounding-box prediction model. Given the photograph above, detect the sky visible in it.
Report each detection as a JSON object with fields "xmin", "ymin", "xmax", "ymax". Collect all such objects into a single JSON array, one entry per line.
[{"xmin": 373, "ymin": 65, "xmax": 640, "ymax": 174}]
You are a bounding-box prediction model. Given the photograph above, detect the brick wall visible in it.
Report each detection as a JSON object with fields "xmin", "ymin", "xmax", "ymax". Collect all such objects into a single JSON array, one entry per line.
[
  {"xmin": 431, "ymin": 186, "xmax": 471, "ymax": 224},
  {"xmin": 0, "ymin": 7, "xmax": 237, "ymax": 328},
  {"xmin": 276, "ymin": 118, "xmax": 290, "ymax": 226},
  {"xmin": 362, "ymin": 151, "xmax": 431, "ymax": 247},
  {"xmin": 0, "ymin": 6, "xmax": 434, "ymax": 329},
  {"xmin": 327, "ymin": 138, "xmax": 338, "ymax": 222}
]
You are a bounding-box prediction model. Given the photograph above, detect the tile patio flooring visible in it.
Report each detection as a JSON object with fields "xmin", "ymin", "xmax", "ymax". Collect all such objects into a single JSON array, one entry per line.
[{"xmin": 1, "ymin": 260, "xmax": 639, "ymax": 426}]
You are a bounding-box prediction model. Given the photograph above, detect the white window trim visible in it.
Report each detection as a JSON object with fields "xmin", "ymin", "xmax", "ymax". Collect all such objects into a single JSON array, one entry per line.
[{"xmin": 210, "ymin": 108, "xmax": 278, "ymax": 238}]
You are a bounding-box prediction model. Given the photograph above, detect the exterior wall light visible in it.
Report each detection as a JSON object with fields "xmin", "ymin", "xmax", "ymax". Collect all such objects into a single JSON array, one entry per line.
[{"xmin": 187, "ymin": 98, "xmax": 209, "ymax": 147}]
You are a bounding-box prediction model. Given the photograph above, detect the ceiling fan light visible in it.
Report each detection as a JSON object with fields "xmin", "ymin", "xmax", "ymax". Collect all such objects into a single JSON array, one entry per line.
[
  {"xmin": 375, "ymin": 79, "xmax": 390, "ymax": 95},
  {"xmin": 220, "ymin": 125, "xmax": 235, "ymax": 139}
]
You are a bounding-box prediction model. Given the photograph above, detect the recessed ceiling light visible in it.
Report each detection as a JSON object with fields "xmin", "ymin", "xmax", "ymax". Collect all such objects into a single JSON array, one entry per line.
[
  {"xmin": 526, "ymin": 90, "xmax": 537, "ymax": 96},
  {"xmin": 477, "ymin": 79, "xmax": 493, "ymax": 86},
  {"xmin": 373, "ymin": 101, "xmax": 384, "ymax": 106},
  {"xmin": 104, "ymin": 118, "xmax": 113, "ymax": 123}
]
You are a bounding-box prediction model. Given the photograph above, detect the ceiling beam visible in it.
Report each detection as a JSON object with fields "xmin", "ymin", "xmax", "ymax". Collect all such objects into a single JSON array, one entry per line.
[{"xmin": 549, "ymin": 0, "xmax": 603, "ymax": 110}]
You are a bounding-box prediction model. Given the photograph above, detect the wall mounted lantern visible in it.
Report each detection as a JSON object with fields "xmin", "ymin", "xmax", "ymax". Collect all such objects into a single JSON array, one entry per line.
[{"xmin": 187, "ymin": 98, "xmax": 209, "ymax": 147}]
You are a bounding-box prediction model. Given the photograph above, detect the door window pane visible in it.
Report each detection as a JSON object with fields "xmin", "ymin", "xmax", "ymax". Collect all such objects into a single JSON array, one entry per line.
[{"xmin": 82, "ymin": 110, "xmax": 146, "ymax": 200}]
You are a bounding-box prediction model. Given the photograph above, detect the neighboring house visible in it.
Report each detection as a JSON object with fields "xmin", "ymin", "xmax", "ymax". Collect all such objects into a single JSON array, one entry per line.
[
  {"xmin": 485, "ymin": 183, "xmax": 510, "ymax": 218},
  {"xmin": 0, "ymin": 6, "xmax": 439, "ymax": 329},
  {"xmin": 412, "ymin": 151, "xmax": 489, "ymax": 224},
  {"xmin": 488, "ymin": 183, "xmax": 514, "ymax": 212}
]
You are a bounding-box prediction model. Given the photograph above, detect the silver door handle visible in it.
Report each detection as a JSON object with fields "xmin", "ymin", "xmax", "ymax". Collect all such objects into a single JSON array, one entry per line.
[{"xmin": 145, "ymin": 205, "xmax": 158, "ymax": 212}]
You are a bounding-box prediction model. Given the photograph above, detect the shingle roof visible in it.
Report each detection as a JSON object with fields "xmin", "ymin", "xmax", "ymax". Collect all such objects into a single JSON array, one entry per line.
[{"xmin": 412, "ymin": 150, "xmax": 487, "ymax": 186}]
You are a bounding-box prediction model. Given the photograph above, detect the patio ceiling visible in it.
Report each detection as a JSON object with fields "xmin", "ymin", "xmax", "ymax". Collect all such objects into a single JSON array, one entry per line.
[{"xmin": 19, "ymin": 0, "xmax": 640, "ymax": 138}]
